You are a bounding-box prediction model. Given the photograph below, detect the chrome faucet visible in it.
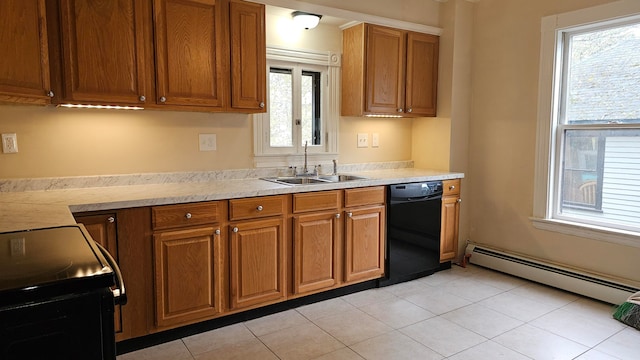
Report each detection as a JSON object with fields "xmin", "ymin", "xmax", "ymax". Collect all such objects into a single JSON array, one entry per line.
[
  {"xmin": 303, "ymin": 141, "xmax": 309, "ymax": 175},
  {"xmin": 332, "ymin": 159, "xmax": 337, "ymax": 175}
]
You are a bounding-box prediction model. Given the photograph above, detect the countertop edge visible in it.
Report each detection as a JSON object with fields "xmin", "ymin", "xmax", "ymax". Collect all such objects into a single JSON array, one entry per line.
[{"xmin": 0, "ymin": 169, "xmax": 464, "ymax": 233}]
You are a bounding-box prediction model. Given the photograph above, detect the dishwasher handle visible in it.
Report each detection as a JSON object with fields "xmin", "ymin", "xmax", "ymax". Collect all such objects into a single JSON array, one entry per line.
[
  {"xmin": 390, "ymin": 194, "xmax": 442, "ymax": 204},
  {"xmin": 95, "ymin": 242, "xmax": 127, "ymax": 306}
]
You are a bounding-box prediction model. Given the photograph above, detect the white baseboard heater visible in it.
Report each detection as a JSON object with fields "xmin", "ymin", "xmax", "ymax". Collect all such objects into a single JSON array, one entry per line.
[{"xmin": 467, "ymin": 243, "xmax": 638, "ymax": 305}]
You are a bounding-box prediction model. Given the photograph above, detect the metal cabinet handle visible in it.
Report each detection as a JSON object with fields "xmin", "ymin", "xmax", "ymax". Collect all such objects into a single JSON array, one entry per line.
[
  {"xmin": 347, "ymin": 212, "xmax": 353, "ymax": 218},
  {"xmin": 107, "ymin": 216, "xmax": 115, "ymax": 223},
  {"xmin": 47, "ymin": 90, "xmax": 54, "ymax": 97},
  {"xmin": 397, "ymin": 108, "xmax": 403, "ymax": 113},
  {"xmin": 259, "ymin": 102, "xmax": 265, "ymax": 108},
  {"xmin": 457, "ymin": 198, "xmax": 462, "ymax": 203},
  {"xmin": 233, "ymin": 227, "xmax": 239, "ymax": 233},
  {"xmin": 336, "ymin": 213, "xmax": 341, "ymax": 219},
  {"xmin": 257, "ymin": 205, "xmax": 263, "ymax": 211},
  {"xmin": 139, "ymin": 95, "xmax": 146, "ymax": 102},
  {"xmin": 407, "ymin": 108, "xmax": 413, "ymax": 113},
  {"xmin": 94, "ymin": 242, "xmax": 127, "ymax": 306},
  {"xmin": 185, "ymin": 212, "xmax": 192, "ymax": 219},
  {"xmin": 215, "ymin": 229, "xmax": 221, "ymax": 235},
  {"xmin": 159, "ymin": 96, "xmax": 167, "ymax": 103},
  {"xmin": 449, "ymin": 185, "xmax": 456, "ymax": 190}
]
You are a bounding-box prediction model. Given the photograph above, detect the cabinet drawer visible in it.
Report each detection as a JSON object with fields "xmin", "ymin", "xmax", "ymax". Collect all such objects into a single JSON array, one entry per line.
[
  {"xmin": 443, "ymin": 179, "xmax": 461, "ymax": 196},
  {"xmin": 344, "ymin": 186, "xmax": 385, "ymax": 208},
  {"xmin": 152, "ymin": 202, "xmax": 221, "ymax": 230},
  {"xmin": 229, "ymin": 195, "xmax": 286, "ymax": 221},
  {"xmin": 293, "ymin": 191, "xmax": 341, "ymax": 213}
]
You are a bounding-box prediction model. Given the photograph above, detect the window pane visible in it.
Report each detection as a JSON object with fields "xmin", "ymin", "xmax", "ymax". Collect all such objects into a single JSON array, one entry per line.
[
  {"xmin": 565, "ymin": 23, "xmax": 640, "ymax": 125},
  {"xmin": 301, "ymin": 71, "xmax": 321, "ymax": 146},
  {"xmin": 561, "ymin": 129, "xmax": 640, "ymax": 229},
  {"xmin": 269, "ymin": 68, "xmax": 293, "ymax": 147}
]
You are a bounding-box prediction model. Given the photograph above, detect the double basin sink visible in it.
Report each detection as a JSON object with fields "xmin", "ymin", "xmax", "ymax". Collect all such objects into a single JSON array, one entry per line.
[{"xmin": 261, "ymin": 174, "xmax": 367, "ymax": 186}]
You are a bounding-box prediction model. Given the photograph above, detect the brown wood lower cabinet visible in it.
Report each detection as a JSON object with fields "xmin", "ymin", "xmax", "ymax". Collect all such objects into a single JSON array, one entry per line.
[
  {"xmin": 344, "ymin": 205, "xmax": 386, "ymax": 283},
  {"xmin": 72, "ymin": 184, "xmax": 461, "ymax": 344},
  {"xmin": 73, "ymin": 212, "xmax": 123, "ymax": 339},
  {"xmin": 293, "ymin": 211, "xmax": 340, "ymax": 295},
  {"xmin": 151, "ymin": 201, "xmax": 226, "ymax": 329},
  {"xmin": 153, "ymin": 226, "xmax": 222, "ymax": 328},
  {"xmin": 229, "ymin": 217, "xmax": 286, "ymax": 309},
  {"xmin": 440, "ymin": 179, "xmax": 461, "ymax": 262}
]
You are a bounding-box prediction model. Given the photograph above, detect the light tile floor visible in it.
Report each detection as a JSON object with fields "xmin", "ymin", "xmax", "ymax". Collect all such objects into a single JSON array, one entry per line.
[{"xmin": 117, "ymin": 265, "xmax": 640, "ymax": 360}]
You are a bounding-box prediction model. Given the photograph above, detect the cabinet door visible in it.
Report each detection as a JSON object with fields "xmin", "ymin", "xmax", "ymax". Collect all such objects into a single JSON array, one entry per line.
[
  {"xmin": 0, "ymin": 0, "xmax": 52, "ymax": 104},
  {"xmin": 344, "ymin": 205, "xmax": 385, "ymax": 283},
  {"xmin": 229, "ymin": 217, "xmax": 285, "ymax": 309},
  {"xmin": 153, "ymin": 0, "xmax": 225, "ymax": 107},
  {"xmin": 406, "ymin": 32, "xmax": 439, "ymax": 116},
  {"xmin": 74, "ymin": 213, "xmax": 123, "ymax": 339},
  {"xmin": 293, "ymin": 212, "xmax": 340, "ymax": 295},
  {"xmin": 365, "ymin": 25, "xmax": 405, "ymax": 115},
  {"xmin": 440, "ymin": 195, "xmax": 460, "ymax": 262},
  {"xmin": 229, "ymin": 0, "xmax": 266, "ymax": 111},
  {"xmin": 153, "ymin": 226, "xmax": 221, "ymax": 327},
  {"xmin": 58, "ymin": 0, "xmax": 149, "ymax": 105}
]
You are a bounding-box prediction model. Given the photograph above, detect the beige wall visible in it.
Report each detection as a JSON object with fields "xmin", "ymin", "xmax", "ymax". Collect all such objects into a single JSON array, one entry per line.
[{"xmin": 468, "ymin": 0, "xmax": 639, "ymax": 284}]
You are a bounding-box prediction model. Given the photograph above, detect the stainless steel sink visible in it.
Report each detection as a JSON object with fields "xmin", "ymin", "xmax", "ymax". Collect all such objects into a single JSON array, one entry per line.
[
  {"xmin": 261, "ymin": 177, "xmax": 332, "ymax": 186},
  {"xmin": 318, "ymin": 174, "xmax": 367, "ymax": 182},
  {"xmin": 261, "ymin": 174, "xmax": 368, "ymax": 186}
]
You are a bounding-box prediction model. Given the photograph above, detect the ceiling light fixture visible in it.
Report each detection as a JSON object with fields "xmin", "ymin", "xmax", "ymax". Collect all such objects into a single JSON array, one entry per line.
[{"xmin": 292, "ymin": 11, "xmax": 322, "ymax": 30}]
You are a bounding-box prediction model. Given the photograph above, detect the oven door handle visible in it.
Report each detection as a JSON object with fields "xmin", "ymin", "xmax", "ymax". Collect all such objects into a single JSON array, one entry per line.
[{"xmin": 95, "ymin": 242, "xmax": 127, "ymax": 306}]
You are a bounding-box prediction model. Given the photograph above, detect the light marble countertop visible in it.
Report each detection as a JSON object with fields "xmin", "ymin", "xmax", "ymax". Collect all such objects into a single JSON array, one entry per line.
[{"xmin": 0, "ymin": 167, "xmax": 463, "ymax": 233}]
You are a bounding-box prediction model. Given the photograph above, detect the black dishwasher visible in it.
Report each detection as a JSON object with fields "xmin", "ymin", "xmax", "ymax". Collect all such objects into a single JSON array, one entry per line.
[{"xmin": 378, "ymin": 181, "xmax": 445, "ymax": 287}]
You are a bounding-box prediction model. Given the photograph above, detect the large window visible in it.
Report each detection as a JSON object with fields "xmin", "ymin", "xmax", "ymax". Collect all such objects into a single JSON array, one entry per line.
[
  {"xmin": 534, "ymin": 4, "xmax": 640, "ymax": 245},
  {"xmin": 254, "ymin": 47, "xmax": 339, "ymax": 167}
]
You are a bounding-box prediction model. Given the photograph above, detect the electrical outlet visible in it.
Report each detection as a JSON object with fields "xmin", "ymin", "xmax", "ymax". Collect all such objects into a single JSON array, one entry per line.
[
  {"xmin": 357, "ymin": 133, "xmax": 368, "ymax": 148},
  {"xmin": 372, "ymin": 133, "xmax": 379, "ymax": 147},
  {"xmin": 2, "ymin": 133, "xmax": 18, "ymax": 154},
  {"xmin": 199, "ymin": 134, "xmax": 217, "ymax": 151}
]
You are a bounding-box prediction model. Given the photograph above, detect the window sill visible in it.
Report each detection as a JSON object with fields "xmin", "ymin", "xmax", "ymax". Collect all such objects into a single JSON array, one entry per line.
[{"xmin": 530, "ymin": 217, "xmax": 640, "ymax": 248}]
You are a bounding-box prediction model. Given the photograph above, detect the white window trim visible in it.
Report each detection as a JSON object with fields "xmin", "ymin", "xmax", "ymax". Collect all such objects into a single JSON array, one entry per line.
[
  {"xmin": 253, "ymin": 46, "xmax": 341, "ymax": 168},
  {"xmin": 532, "ymin": 0, "xmax": 640, "ymax": 248}
]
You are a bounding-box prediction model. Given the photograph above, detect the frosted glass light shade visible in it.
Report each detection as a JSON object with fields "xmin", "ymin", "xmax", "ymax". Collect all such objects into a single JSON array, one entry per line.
[{"xmin": 292, "ymin": 11, "xmax": 322, "ymax": 29}]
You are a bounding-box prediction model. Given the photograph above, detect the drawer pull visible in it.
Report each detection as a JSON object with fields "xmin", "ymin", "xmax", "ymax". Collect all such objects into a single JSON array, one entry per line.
[
  {"xmin": 233, "ymin": 227, "xmax": 239, "ymax": 233},
  {"xmin": 457, "ymin": 198, "xmax": 462, "ymax": 203},
  {"xmin": 449, "ymin": 185, "xmax": 456, "ymax": 190},
  {"xmin": 185, "ymin": 212, "xmax": 192, "ymax": 219},
  {"xmin": 215, "ymin": 229, "xmax": 221, "ymax": 235},
  {"xmin": 335, "ymin": 213, "xmax": 340, "ymax": 219},
  {"xmin": 347, "ymin": 212, "xmax": 353, "ymax": 218},
  {"xmin": 257, "ymin": 205, "xmax": 263, "ymax": 211},
  {"xmin": 107, "ymin": 216, "xmax": 115, "ymax": 223}
]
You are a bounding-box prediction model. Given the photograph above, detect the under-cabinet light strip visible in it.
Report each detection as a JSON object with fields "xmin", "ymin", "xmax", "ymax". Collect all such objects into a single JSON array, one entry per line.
[{"xmin": 59, "ymin": 104, "xmax": 144, "ymax": 110}]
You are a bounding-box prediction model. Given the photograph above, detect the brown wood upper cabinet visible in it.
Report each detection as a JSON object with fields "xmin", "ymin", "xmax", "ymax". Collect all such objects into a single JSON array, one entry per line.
[
  {"xmin": 48, "ymin": 0, "xmax": 265, "ymax": 112},
  {"xmin": 153, "ymin": 0, "xmax": 225, "ymax": 108},
  {"xmin": 0, "ymin": 0, "xmax": 53, "ymax": 105},
  {"xmin": 54, "ymin": 0, "xmax": 151, "ymax": 106},
  {"xmin": 341, "ymin": 23, "xmax": 439, "ymax": 117}
]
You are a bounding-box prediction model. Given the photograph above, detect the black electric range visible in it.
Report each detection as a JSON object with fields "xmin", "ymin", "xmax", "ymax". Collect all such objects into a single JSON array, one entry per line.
[{"xmin": 0, "ymin": 225, "xmax": 124, "ymax": 360}]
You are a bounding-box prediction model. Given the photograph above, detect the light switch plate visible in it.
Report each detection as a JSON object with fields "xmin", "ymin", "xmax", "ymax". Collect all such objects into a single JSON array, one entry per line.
[
  {"xmin": 372, "ymin": 133, "xmax": 379, "ymax": 147},
  {"xmin": 199, "ymin": 134, "xmax": 217, "ymax": 151},
  {"xmin": 357, "ymin": 133, "xmax": 368, "ymax": 148},
  {"xmin": 2, "ymin": 133, "xmax": 18, "ymax": 154}
]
